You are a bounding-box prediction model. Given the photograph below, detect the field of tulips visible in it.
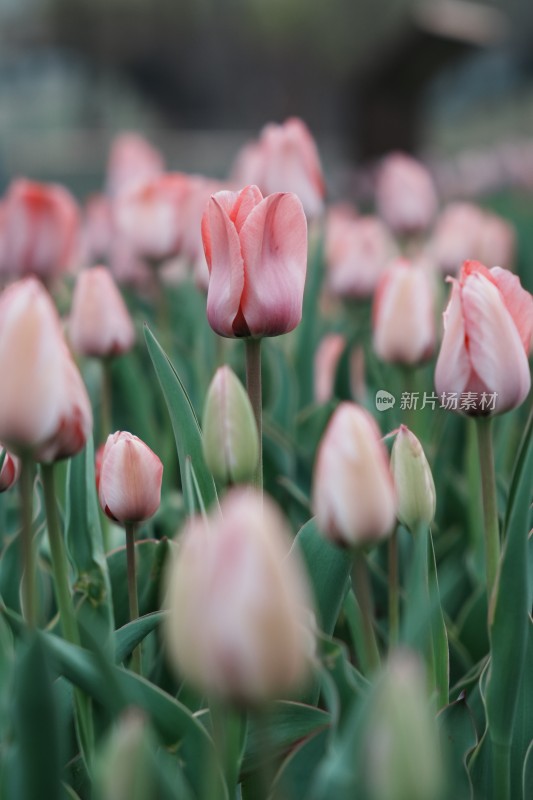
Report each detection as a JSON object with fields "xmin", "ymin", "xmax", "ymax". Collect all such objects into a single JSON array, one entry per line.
[{"xmin": 0, "ymin": 120, "xmax": 531, "ymax": 800}]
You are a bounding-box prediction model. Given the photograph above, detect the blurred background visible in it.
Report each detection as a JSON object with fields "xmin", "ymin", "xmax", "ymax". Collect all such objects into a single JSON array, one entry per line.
[{"xmin": 2, "ymin": 0, "xmax": 533, "ymax": 199}]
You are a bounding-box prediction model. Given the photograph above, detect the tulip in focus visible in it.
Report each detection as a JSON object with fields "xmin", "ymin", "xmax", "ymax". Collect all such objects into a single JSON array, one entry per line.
[
  {"xmin": 202, "ymin": 366, "xmax": 259, "ymax": 485},
  {"xmin": 98, "ymin": 432, "xmax": 163, "ymax": 524},
  {"xmin": 376, "ymin": 153, "xmax": 437, "ymax": 235},
  {"xmin": 202, "ymin": 185, "xmax": 307, "ymax": 337},
  {"xmin": 390, "ymin": 426, "xmax": 436, "ymax": 532},
  {"xmin": 69, "ymin": 267, "xmax": 135, "ymax": 358},
  {"xmin": 435, "ymin": 260, "xmax": 533, "ymax": 414},
  {"xmin": 1, "ymin": 179, "xmax": 79, "ymax": 282},
  {"xmin": 0, "ymin": 447, "xmax": 21, "ymax": 492},
  {"xmin": 0, "ymin": 278, "xmax": 92, "ymax": 462},
  {"xmin": 372, "ymin": 259, "xmax": 435, "ymax": 365},
  {"xmin": 312, "ymin": 403, "xmax": 397, "ymax": 547},
  {"xmin": 164, "ymin": 489, "xmax": 315, "ymax": 704}
]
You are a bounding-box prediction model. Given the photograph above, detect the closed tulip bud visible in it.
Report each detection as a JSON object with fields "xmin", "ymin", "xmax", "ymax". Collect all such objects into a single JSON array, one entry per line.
[
  {"xmin": 202, "ymin": 366, "xmax": 258, "ymax": 484},
  {"xmin": 69, "ymin": 266, "xmax": 135, "ymax": 358},
  {"xmin": 0, "ymin": 447, "xmax": 21, "ymax": 492},
  {"xmin": 106, "ymin": 133, "xmax": 164, "ymax": 198},
  {"xmin": 2, "ymin": 179, "xmax": 79, "ymax": 282},
  {"xmin": 314, "ymin": 334, "xmax": 346, "ymax": 404},
  {"xmin": 435, "ymin": 260, "xmax": 533, "ymax": 414},
  {"xmin": 372, "ymin": 259, "xmax": 435, "ymax": 365},
  {"xmin": 390, "ymin": 426, "xmax": 436, "ymax": 531},
  {"xmin": 376, "ymin": 153, "xmax": 438, "ymax": 235},
  {"xmin": 164, "ymin": 489, "xmax": 315, "ymax": 704},
  {"xmin": 94, "ymin": 711, "xmax": 156, "ymax": 800},
  {"xmin": 0, "ymin": 278, "xmax": 92, "ymax": 461},
  {"xmin": 98, "ymin": 431, "xmax": 163, "ymax": 523},
  {"xmin": 313, "ymin": 403, "xmax": 397, "ymax": 547},
  {"xmin": 364, "ymin": 651, "xmax": 444, "ymax": 800},
  {"xmin": 202, "ymin": 185, "xmax": 307, "ymax": 338}
]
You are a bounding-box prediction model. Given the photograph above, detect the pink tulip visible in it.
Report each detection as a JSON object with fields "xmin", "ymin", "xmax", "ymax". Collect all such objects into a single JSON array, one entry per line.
[
  {"xmin": 373, "ymin": 259, "xmax": 435, "ymax": 365},
  {"xmin": 1, "ymin": 179, "xmax": 79, "ymax": 281},
  {"xmin": 0, "ymin": 278, "xmax": 92, "ymax": 461},
  {"xmin": 69, "ymin": 266, "xmax": 136, "ymax": 358},
  {"xmin": 314, "ymin": 334, "xmax": 346, "ymax": 404},
  {"xmin": 98, "ymin": 431, "xmax": 163, "ymax": 523},
  {"xmin": 435, "ymin": 260, "xmax": 533, "ymax": 414},
  {"xmin": 81, "ymin": 194, "xmax": 114, "ymax": 264},
  {"xmin": 202, "ymin": 185, "xmax": 307, "ymax": 337},
  {"xmin": 313, "ymin": 403, "xmax": 397, "ymax": 547},
  {"xmin": 476, "ymin": 211, "xmax": 515, "ymax": 269},
  {"xmin": 0, "ymin": 447, "xmax": 21, "ymax": 492},
  {"xmin": 106, "ymin": 133, "xmax": 164, "ymax": 198},
  {"xmin": 376, "ymin": 153, "xmax": 438, "ymax": 235}
]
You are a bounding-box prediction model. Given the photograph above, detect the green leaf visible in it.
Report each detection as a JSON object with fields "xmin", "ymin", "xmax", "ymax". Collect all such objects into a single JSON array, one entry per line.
[
  {"xmin": 144, "ymin": 325, "xmax": 218, "ymax": 514},
  {"xmin": 107, "ymin": 538, "xmax": 169, "ymax": 629},
  {"xmin": 272, "ymin": 729, "xmax": 329, "ymax": 800},
  {"xmin": 295, "ymin": 232, "xmax": 325, "ymax": 409},
  {"xmin": 438, "ymin": 694, "xmax": 477, "ymax": 800},
  {"xmin": 114, "ymin": 611, "xmax": 168, "ymax": 664}
]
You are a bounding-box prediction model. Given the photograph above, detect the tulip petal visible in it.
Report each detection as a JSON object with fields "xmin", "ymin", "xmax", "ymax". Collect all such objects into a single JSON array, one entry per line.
[
  {"xmin": 435, "ymin": 280, "xmax": 473, "ymax": 398},
  {"xmin": 240, "ymin": 193, "xmax": 307, "ymax": 337},
  {"xmin": 490, "ymin": 266, "xmax": 533, "ymax": 354}
]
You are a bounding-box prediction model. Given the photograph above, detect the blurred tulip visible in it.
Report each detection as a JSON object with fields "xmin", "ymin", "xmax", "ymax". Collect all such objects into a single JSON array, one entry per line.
[
  {"xmin": 0, "ymin": 278, "xmax": 92, "ymax": 461},
  {"xmin": 326, "ymin": 210, "xmax": 397, "ymax": 299},
  {"xmin": 202, "ymin": 185, "xmax": 307, "ymax": 337},
  {"xmin": 164, "ymin": 488, "xmax": 315, "ymax": 703},
  {"xmin": 314, "ymin": 333, "xmax": 346, "ymax": 404},
  {"xmin": 390, "ymin": 426, "xmax": 436, "ymax": 532},
  {"xmin": 0, "ymin": 447, "xmax": 21, "ymax": 492},
  {"xmin": 232, "ymin": 117, "xmax": 325, "ymax": 218},
  {"xmin": 476, "ymin": 210, "xmax": 515, "ymax": 269},
  {"xmin": 106, "ymin": 133, "xmax": 164, "ymax": 198},
  {"xmin": 376, "ymin": 153, "xmax": 437, "ymax": 235},
  {"xmin": 313, "ymin": 403, "xmax": 396, "ymax": 547},
  {"xmin": 202, "ymin": 366, "xmax": 259, "ymax": 484},
  {"xmin": 98, "ymin": 431, "xmax": 163, "ymax": 523},
  {"xmin": 81, "ymin": 194, "xmax": 114, "ymax": 264},
  {"xmin": 69, "ymin": 266, "xmax": 135, "ymax": 358},
  {"xmin": 1, "ymin": 179, "xmax": 79, "ymax": 282},
  {"xmin": 435, "ymin": 260, "xmax": 533, "ymax": 414},
  {"xmin": 372, "ymin": 259, "xmax": 435, "ymax": 365}
]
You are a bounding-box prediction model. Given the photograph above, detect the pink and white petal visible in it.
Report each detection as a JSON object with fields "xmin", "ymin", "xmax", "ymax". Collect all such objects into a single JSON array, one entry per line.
[
  {"xmin": 435, "ymin": 280, "xmax": 473, "ymax": 397},
  {"xmin": 201, "ymin": 190, "xmax": 240, "ymax": 270},
  {"xmin": 231, "ymin": 185, "xmax": 263, "ymax": 232},
  {"xmin": 240, "ymin": 193, "xmax": 307, "ymax": 337},
  {"xmin": 205, "ymin": 197, "xmax": 245, "ymax": 338},
  {"xmin": 490, "ymin": 267, "xmax": 533, "ymax": 354}
]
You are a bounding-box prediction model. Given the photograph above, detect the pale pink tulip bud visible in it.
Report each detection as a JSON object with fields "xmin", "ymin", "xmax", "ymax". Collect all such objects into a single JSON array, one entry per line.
[
  {"xmin": 114, "ymin": 173, "xmax": 191, "ymax": 264},
  {"xmin": 98, "ymin": 432, "xmax": 163, "ymax": 523},
  {"xmin": 0, "ymin": 447, "xmax": 21, "ymax": 492},
  {"xmin": 372, "ymin": 259, "xmax": 435, "ymax": 365},
  {"xmin": 164, "ymin": 488, "xmax": 315, "ymax": 703},
  {"xmin": 0, "ymin": 278, "xmax": 92, "ymax": 461},
  {"xmin": 376, "ymin": 153, "xmax": 438, "ymax": 235},
  {"xmin": 435, "ymin": 260, "xmax": 533, "ymax": 414},
  {"xmin": 390, "ymin": 426, "xmax": 436, "ymax": 532},
  {"xmin": 202, "ymin": 185, "xmax": 307, "ymax": 338},
  {"xmin": 106, "ymin": 133, "xmax": 164, "ymax": 198},
  {"xmin": 2, "ymin": 179, "xmax": 79, "ymax": 281},
  {"xmin": 312, "ymin": 403, "xmax": 397, "ymax": 547},
  {"xmin": 476, "ymin": 211, "xmax": 515, "ymax": 269},
  {"xmin": 82, "ymin": 194, "xmax": 114, "ymax": 264},
  {"xmin": 326, "ymin": 211, "xmax": 398, "ymax": 299},
  {"xmin": 69, "ymin": 266, "xmax": 135, "ymax": 358},
  {"xmin": 429, "ymin": 202, "xmax": 486, "ymax": 275},
  {"xmin": 314, "ymin": 334, "xmax": 346, "ymax": 404}
]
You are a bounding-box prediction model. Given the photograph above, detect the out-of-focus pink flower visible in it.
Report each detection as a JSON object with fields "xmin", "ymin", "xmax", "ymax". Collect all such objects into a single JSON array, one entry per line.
[
  {"xmin": 98, "ymin": 431, "xmax": 163, "ymax": 524},
  {"xmin": 326, "ymin": 210, "xmax": 398, "ymax": 299},
  {"xmin": 314, "ymin": 334, "xmax": 346, "ymax": 404},
  {"xmin": 106, "ymin": 133, "xmax": 164, "ymax": 198},
  {"xmin": 373, "ymin": 259, "xmax": 435, "ymax": 365},
  {"xmin": 164, "ymin": 488, "xmax": 315, "ymax": 703},
  {"xmin": 312, "ymin": 403, "xmax": 397, "ymax": 547},
  {"xmin": 376, "ymin": 153, "xmax": 438, "ymax": 235},
  {"xmin": 202, "ymin": 185, "xmax": 307, "ymax": 338},
  {"xmin": 69, "ymin": 266, "xmax": 135, "ymax": 358},
  {"xmin": 81, "ymin": 194, "xmax": 114, "ymax": 264},
  {"xmin": 232, "ymin": 118, "xmax": 325, "ymax": 218},
  {"xmin": 0, "ymin": 447, "xmax": 21, "ymax": 492},
  {"xmin": 435, "ymin": 260, "xmax": 533, "ymax": 414},
  {"xmin": 0, "ymin": 278, "xmax": 92, "ymax": 461},
  {"xmin": 1, "ymin": 179, "xmax": 79, "ymax": 282},
  {"xmin": 476, "ymin": 211, "xmax": 515, "ymax": 269}
]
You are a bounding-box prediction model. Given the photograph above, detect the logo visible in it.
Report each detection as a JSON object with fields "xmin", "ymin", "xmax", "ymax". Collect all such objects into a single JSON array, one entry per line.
[{"xmin": 375, "ymin": 390, "xmax": 396, "ymax": 410}]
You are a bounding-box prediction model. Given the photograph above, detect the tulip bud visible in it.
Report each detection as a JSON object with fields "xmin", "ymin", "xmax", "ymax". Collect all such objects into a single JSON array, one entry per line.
[
  {"xmin": 97, "ymin": 432, "xmax": 163, "ymax": 524},
  {"xmin": 376, "ymin": 153, "xmax": 437, "ymax": 235},
  {"xmin": 312, "ymin": 403, "xmax": 397, "ymax": 547},
  {"xmin": 69, "ymin": 266, "xmax": 135, "ymax": 358},
  {"xmin": 364, "ymin": 650, "xmax": 444, "ymax": 800},
  {"xmin": 164, "ymin": 488, "xmax": 315, "ymax": 704},
  {"xmin": 0, "ymin": 447, "xmax": 21, "ymax": 492},
  {"xmin": 202, "ymin": 366, "xmax": 258, "ymax": 484},
  {"xmin": 106, "ymin": 132, "xmax": 164, "ymax": 198},
  {"xmin": 390, "ymin": 426, "xmax": 436, "ymax": 532},
  {"xmin": 93, "ymin": 710, "xmax": 156, "ymax": 800}
]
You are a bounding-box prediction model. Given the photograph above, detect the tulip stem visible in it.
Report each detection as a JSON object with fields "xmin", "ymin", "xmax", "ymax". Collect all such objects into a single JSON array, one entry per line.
[
  {"xmin": 245, "ymin": 338, "xmax": 263, "ymax": 490},
  {"xmin": 388, "ymin": 528, "xmax": 399, "ymax": 647},
  {"xmin": 20, "ymin": 457, "xmax": 36, "ymax": 628},
  {"xmin": 352, "ymin": 550, "xmax": 381, "ymax": 674},
  {"xmin": 475, "ymin": 417, "xmax": 500, "ymax": 606},
  {"xmin": 125, "ymin": 522, "xmax": 141, "ymax": 674}
]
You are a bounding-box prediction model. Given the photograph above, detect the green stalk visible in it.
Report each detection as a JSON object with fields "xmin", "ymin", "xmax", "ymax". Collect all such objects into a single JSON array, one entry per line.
[
  {"xmin": 491, "ymin": 741, "xmax": 510, "ymax": 800},
  {"xmin": 245, "ymin": 338, "xmax": 263, "ymax": 490},
  {"xmin": 352, "ymin": 550, "xmax": 381, "ymax": 674},
  {"xmin": 125, "ymin": 522, "xmax": 141, "ymax": 674},
  {"xmin": 388, "ymin": 528, "xmax": 399, "ymax": 647},
  {"xmin": 475, "ymin": 417, "xmax": 500, "ymax": 607},
  {"xmin": 19, "ymin": 457, "xmax": 36, "ymax": 627}
]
